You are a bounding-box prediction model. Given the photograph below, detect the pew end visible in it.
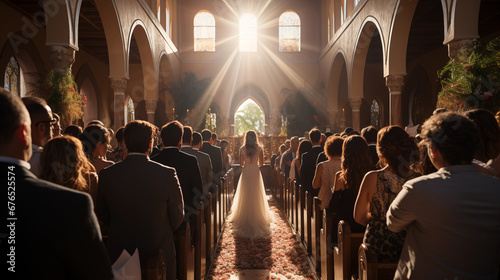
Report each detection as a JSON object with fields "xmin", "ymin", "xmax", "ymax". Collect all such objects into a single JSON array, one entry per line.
[{"xmin": 357, "ymin": 244, "xmax": 397, "ymax": 280}]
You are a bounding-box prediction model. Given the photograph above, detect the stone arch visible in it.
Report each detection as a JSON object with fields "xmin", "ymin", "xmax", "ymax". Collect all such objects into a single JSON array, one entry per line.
[
  {"xmin": 90, "ymin": 0, "xmax": 127, "ymax": 78},
  {"xmin": 157, "ymin": 52, "xmax": 174, "ymax": 124},
  {"xmin": 75, "ymin": 64, "xmax": 102, "ymax": 126},
  {"xmin": 442, "ymin": 0, "xmax": 480, "ymax": 44},
  {"xmin": 326, "ymin": 50, "xmax": 348, "ymax": 128},
  {"xmin": 233, "ymin": 97, "xmax": 266, "ymax": 135},
  {"xmin": 405, "ymin": 64, "xmax": 433, "ymax": 127},
  {"xmin": 229, "ymin": 84, "xmax": 271, "ymax": 134},
  {"xmin": 128, "ymin": 20, "xmax": 157, "ymax": 100},
  {"xmin": 43, "ymin": 0, "xmax": 76, "ymax": 47},
  {"xmin": 351, "ymin": 17, "xmax": 385, "ymax": 100},
  {"xmin": 386, "ymin": 0, "xmax": 419, "ymax": 76}
]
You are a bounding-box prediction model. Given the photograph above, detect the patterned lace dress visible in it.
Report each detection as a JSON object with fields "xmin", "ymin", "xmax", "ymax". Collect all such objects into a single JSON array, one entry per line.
[{"xmin": 363, "ymin": 169, "xmax": 409, "ymax": 262}]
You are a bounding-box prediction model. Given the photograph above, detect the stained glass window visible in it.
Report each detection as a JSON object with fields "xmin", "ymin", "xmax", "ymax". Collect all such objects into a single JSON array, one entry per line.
[
  {"xmin": 240, "ymin": 14, "xmax": 257, "ymax": 52},
  {"xmin": 279, "ymin": 11, "xmax": 300, "ymax": 52},
  {"xmin": 4, "ymin": 56, "xmax": 19, "ymax": 96},
  {"xmin": 194, "ymin": 11, "xmax": 215, "ymax": 52},
  {"xmin": 370, "ymin": 99, "xmax": 380, "ymax": 128}
]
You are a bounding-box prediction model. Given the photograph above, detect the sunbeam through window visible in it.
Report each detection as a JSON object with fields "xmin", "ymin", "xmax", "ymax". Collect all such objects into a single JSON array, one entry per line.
[{"xmin": 239, "ymin": 14, "xmax": 257, "ymax": 52}]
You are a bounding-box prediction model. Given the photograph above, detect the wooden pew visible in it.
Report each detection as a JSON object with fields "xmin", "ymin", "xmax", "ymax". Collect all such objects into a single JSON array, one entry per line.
[
  {"xmin": 210, "ymin": 187, "xmax": 218, "ymax": 258},
  {"xmin": 142, "ymin": 249, "xmax": 167, "ymax": 280},
  {"xmin": 204, "ymin": 194, "xmax": 213, "ymax": 268},
  {"xmin": 195, "ymin": 201, "xmax": 206, "ymax": 280},
  {"xmin": 175, "ymin": 223, "xmax": 195, "ymax": 280},
  {"xmin": 320, "ymin": 209, "xmax": 333, "ymax": 280},
  {"xmin": 334, "ymin": 220, "xmax": 364, "ymax": 280},
  {"xmin": 298, "ymin": 184, "xmax": 306, "ymax": 241},
  {"xmin": 304, "ymin": 191, "xmax": 313, "ymax": 254},
  {"xmin": 288, "ymin": 178, "xmax": 294, "ymax": 225},
  {"xmin": 311, "ymin": 197, "xmax": 322, "ymax": 275},
  {"xmin": 290, "ymin": 179, "xmax": 296, "ymax": 230},
  {"xmin": 293, "ymin": 180, "xmax": 299, "ymax": 233},
  {"xmin": 357, "ymin": 244, "xmax": 398, "ymax": 280}
]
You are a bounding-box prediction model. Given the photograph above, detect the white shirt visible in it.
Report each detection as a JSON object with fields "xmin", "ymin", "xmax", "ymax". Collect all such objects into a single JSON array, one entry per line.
[{"xmin": 29, "ymin": 144, "xmax": 43, "ymax": 177}]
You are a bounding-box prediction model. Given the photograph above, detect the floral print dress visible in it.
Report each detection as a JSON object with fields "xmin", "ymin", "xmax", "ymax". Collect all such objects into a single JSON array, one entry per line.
[{"xmin": 363, "ymin": 169, "xmax": 409, "ymax": 262}]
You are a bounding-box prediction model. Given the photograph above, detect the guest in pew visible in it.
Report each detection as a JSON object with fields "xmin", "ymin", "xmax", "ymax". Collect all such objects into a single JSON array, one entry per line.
[
  {"xmin": 281, "ymin": 136, "xmax": 299, "ymax": 179},
  {"xmin": 63, "ymin": 124, "xmax": 83, "ymax": 138},
  {"xmin": 354, "ymin": 126, "xmax": 419, "ymax": 262},
  {"xmin": 201, "ymin": 129, "xmax": 223, "ymax": 190},
  {"xmin": 361, "ymin": 126, "xmax": 379, "ymax": 169},
  {"xmin": 300, "ymin": 128, "xmax": 323, "ymax": 197},
  {"xmin": 290, "ymin": 139, "xmax": 312, "ymax": 183},
  {"xmin": 275, "ymin": 144, "xmax": 287, "ymax": 172},
  {"xmin": 79, "ymin": 124, "xmax": 114, "ymax": 174},
  {"xmin": 387, "ymin": 112, "xmax": 500, "ymax": 280},
  {"xmin": 108, "ymin": 126, "xmax": 127, "ymax": 162},
  {"xmin": 0, "ymin": 89, "xmax": 113, "ymax": 279},
  {"xmin": 153, "ymin": 121, "xmax": 204, "ymax": 245},
  {"xmin": 96, "ymin": 120, "xmax": 184, "ymax": 280},
  {"xmin": 465, "ymin": 109, "xmax": 500, "ymax": 178},
  {"xmin": 328, "ymin": 136, "xmax": 370, "ymax": 237},
  {"xmin": 313, "ymin": 136, "xmax": 343, "ymax": 210},
  {"xmin": 40, "ymin": 135, "xmax": 99, "ymax": 203},
  {"xmin": 22, "ymin": 96, "xmax": 55, "ymax": 177},
  {"xmin": 181, "ymin": 129, "xmax": 213, "ymax": 197}
]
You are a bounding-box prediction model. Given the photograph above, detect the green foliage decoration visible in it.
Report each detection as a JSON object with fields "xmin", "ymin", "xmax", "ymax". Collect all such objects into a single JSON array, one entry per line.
[
  {"xmin": 28, "ymin": 69, "xmax": 84, "ymax": 125},
  {"xmin": 438, "ymin": 37, "xmax": 500, "ymax": 113}
]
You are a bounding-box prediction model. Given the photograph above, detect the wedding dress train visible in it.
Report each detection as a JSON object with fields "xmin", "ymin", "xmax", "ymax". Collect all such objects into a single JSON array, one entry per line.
[{"xmin": 229, "ymin": 147, "xmax": 272, "ymax": 239}]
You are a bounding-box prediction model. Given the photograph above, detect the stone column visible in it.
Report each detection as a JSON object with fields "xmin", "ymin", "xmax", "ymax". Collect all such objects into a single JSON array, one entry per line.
[
  {"xmin": 49, "ymin": 46, "xmax": 76, "ymax": 74},
  {"xmin": 447, "ymin": 39, "xmax": 474, "ymax": 59},
  {"xmin": 349, "ymin": 98, "xmax": 362, "ymax": 132},
  {"xmin": 386, "ymin": 74, "xmax": 405, "ymax": 127},
  {"xmin": 145, "ymin": 99, "xmax": 157, "ymax": 125},
  {"xmin": 111, "ymin": 78, "xmax": 128, "ymax": 131}
]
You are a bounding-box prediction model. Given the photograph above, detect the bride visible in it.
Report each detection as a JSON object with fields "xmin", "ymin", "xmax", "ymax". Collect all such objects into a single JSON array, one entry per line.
[{"xmin": 229, "ymin": 130, "xmax": 272, "ymax": 239}]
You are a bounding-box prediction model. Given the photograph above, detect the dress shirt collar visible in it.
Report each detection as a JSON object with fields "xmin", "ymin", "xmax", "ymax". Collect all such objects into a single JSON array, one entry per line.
[
  {"xmin": 181, "ymin": 145, "xmax": 191, "ymax": 148},
  {"xmin": 312, "ymin": 145, "xmax": 321, "ymax": 148},
  {"xmin": 127, "ymin": 152, "xmax": 148, "ymax": 157},
  {"xmin": 163, "ymin": 146, "xmax": 179, "ymax": 150},
  {"xmin": 32, "ymin": 144, "xmax": 43, "ymax": 152},
  {"xmin": 0, "ymin": 156, "xmax": 31, "ymax": 170}
]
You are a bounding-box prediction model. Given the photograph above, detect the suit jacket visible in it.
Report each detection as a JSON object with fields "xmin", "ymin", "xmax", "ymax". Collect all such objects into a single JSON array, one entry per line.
[
  {"xmin": 368, "ymin": 144, "xmax": 379, "ymax": 169},
  {"xmin": 281, "ymin": 150, "xmax": 294, "ymax": 179},
  {"xmin": 387, "ymin": 165, "xmax": 500, "ymax": 280},
  {"xmin": 201, "ymin": 142, "xmax": 223, "ymax": 187},
  {"xmin": 96, "ymin": 154, "xmax": 184, "ymax": 264},
  {"xmin": 316, "ymin": 151, "xmax": 328, "ymax": 165},
  {"xmin": 300, "ymin": 146, "xmax": 323, "ymax": 197},
  {"xmin": 0, "ymin": 160, "xmax": 112, "ymax": 280},
  {"xmin": 181, "ymin": 146, "xmax": 213, "ymax": 196}
]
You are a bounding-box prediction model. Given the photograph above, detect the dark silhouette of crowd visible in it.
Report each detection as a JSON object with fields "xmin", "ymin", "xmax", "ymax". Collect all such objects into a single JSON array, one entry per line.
[{"xmin": 1, "ymin": 85, "xmax": 499, "ymax": 279}]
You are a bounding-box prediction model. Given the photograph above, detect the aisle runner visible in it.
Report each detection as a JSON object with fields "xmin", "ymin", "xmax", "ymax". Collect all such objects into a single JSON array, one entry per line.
[{"xmin": 208, "ymin": 195, "xmax": 315, "ymax": 279}]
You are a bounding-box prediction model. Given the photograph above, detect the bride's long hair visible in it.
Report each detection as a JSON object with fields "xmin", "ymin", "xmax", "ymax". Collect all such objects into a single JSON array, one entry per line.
[{"xmin": 243, "ymin": 130, "xmax": 260, "ymax": 157}]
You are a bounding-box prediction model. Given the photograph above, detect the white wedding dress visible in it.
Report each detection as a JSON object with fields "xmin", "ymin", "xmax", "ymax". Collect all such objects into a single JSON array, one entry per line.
[{"xmin": 229, "ymin": 146, "xmax": 272, "ymax": 239}]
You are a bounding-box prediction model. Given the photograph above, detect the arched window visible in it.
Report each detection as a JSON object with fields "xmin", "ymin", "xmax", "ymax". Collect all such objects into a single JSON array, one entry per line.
[
  {"xmin": 370, "ymin": 99, "xmax": 380, "ymax": 128},
  {"xmin": 279, "ymin": 11, "xmax": 300, "ymax": 52},
  {"xmin": 126, "ymin": 97, "xmax": 135, "ymax": 124},
  {"xmin": 165, "ymin": 7, "xmax": 170, "ymax": 36},
  {"xmin": 194, "ymin": 11, "xmax": 215, "ymax": 52},
  {"xmin": 234, "ymin": 99, "xmax": 264, "ymax": 135},
  {"xmin": 4, "ymin": 56, "xmax": 19, "ymax": 96},
  {"xmin": 240, "ymin": 14, "xmax": 257, "ymax": 52},
  {"xmin": 354, "ymin": 0, "xmax": 361, "ymax": 6}
]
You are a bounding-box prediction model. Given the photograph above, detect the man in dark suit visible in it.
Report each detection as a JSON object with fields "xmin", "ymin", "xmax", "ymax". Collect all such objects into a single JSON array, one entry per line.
[
  {"xmin": 96, "ymin": 120, "xmax": 184, "ymax": 280},
  {"xmin": 300, "ymin": 128, "xmax": 323, "ymax": 197},
  {"xmin": 361, "ymin": 126, "xmax": 379, "ymax": 169},
  {"xmin": 152, "ymin": 121, "xmax": 204, "ymax": 243},
  {"xmin": 0, "ymin": 89, "xmax": 113, "ymax": 279},
  {"xmin": 200, "ymin": 129, "xmax": 223, "ymax": 190},
  {"xmin": 281, "ymin": 136, "xmax": 299, "ymax": 179},
  {"xmin": 181, "ymin": 128, "xmax": 213, "ymax": 196}
]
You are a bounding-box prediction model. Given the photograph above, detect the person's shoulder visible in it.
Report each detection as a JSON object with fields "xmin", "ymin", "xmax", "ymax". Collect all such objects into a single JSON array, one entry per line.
[{"xmin": 26, "ymin": 177, "xmax": 91, "ymax": 205}]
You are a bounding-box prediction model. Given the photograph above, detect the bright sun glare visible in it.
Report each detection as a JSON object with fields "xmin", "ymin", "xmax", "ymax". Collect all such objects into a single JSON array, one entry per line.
[{"xmin": 239, "ymin": 14, "xmax": 257, "ymax": 52}]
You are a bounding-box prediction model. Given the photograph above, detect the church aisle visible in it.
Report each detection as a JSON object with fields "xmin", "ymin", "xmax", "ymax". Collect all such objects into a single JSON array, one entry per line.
[{"xmin": 208, "ymin": 192, "xmax": 315, "ymax": 279}]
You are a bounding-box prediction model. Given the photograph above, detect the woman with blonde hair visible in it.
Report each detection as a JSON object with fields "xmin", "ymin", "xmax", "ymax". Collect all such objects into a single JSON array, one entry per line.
[
  {"xmin": 40, "ymin": 135, "xmax": 98, "ymax": 202},
  {"xmin": 312, "ymin": 136, "xmax": 343, "ymax": 210},
  {"xmin": 354, "ymin": 126, "xmax": 419, "ymax": 262}
]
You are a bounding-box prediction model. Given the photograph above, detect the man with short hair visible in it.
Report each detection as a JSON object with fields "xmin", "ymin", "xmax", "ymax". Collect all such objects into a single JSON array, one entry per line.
[
  {"xmin": 280, "ymin": 136, "xmax": 299, "ymax": 179},
  {"xmin": 96, "ymin": 120, "xmax": 184, "ymax": 280},
  {"xmin": 152, "ymin": 121, "xmax": 204, "ymax": 244},
  {"xmin": 0, "ymin": 89, "xmax": 113, "ymax": 279},
  {"xmin": 300, "ymin": 128, "xmax": 323, "ymax": 197},
  {"xmin": 181, "ymin": 128, "xmax": 213, "ymax": 196},
  {"xmin": 22, "ymin": 96, "xmax": 54, "ymax": 176},
  {"xmin": 387, "ymin": 112, "xmax": 500, "ymax": 280},
  {"xmin": 201, "ymin": 129, "xmax": 223, "ymax": 189},
  {"xmin": 361, "ymin": 126, "xmax": 379, "ymax": 169}
]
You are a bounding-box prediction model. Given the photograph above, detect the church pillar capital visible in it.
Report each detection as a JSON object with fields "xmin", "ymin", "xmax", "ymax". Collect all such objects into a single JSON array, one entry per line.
[
  {"xmin": 49, "ymin": 46, "xmax": 76, "ymax": 74},
  {"xmin": 386, "ymin": 74, "xmax": 406, "ymax": 127},
  {"xmin": 447, "ymin": 39, "xmax": 474, "ymax": 59},
  {"xmin": 145, "ymin": 99, "xmax": 157, "ymax": 124}
]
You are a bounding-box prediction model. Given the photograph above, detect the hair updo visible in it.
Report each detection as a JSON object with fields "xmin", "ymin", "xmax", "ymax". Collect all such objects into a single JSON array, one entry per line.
[{"xmin": 377, "ymin": 126, "xmax": 419, "ymax": 178}]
